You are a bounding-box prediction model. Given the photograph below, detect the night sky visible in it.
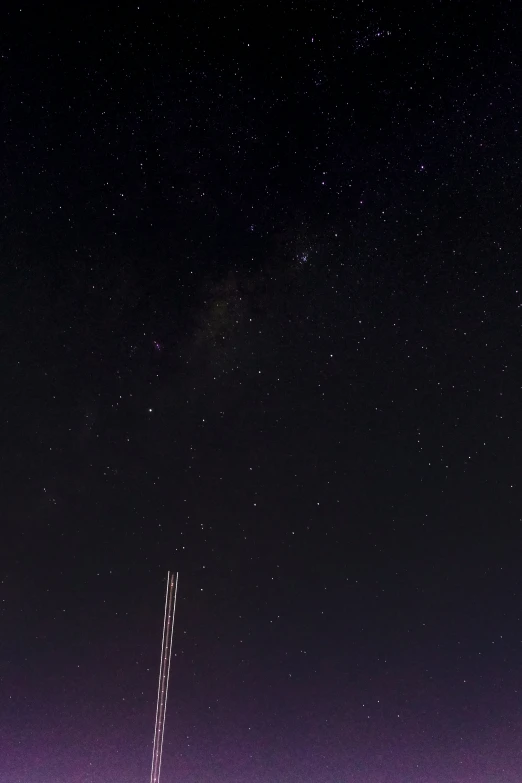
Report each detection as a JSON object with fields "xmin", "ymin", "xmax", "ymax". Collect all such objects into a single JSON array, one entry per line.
[{"xmin": 2, "ymin": 3, "xmax": 521, "ymax": 782}]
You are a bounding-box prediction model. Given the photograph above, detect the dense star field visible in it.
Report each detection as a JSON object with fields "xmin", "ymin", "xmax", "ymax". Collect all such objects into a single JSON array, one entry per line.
[{"xmin": 1, "ymin": 3, "xmax": 521, "ymax": 782}]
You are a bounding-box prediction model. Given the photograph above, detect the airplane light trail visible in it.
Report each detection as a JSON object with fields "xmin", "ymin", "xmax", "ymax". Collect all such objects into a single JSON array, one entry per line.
[{"xmin": 150, "ymin": 571, "xmax": 178, "ymax": 783}]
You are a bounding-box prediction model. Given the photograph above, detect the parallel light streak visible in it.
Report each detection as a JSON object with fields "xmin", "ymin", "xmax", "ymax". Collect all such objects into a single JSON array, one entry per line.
[{"xmin": 150, "ymin": 571, "xmax": 178, "ymax": 783}]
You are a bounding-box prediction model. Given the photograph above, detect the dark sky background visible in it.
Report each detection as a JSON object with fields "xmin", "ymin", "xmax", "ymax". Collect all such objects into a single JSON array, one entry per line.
[{"xmin": 1, "ymin": 2, "xmax": 521, "ymax": 782}]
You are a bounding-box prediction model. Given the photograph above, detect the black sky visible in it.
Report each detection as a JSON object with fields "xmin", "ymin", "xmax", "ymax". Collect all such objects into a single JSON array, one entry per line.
[{"xmin": 1, "ymin": 3, "xmax": 522, "ymax": 782}]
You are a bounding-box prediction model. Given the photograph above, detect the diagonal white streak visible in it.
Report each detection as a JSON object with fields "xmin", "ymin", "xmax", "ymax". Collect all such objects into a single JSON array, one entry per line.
[
  {"xmin": 150, "ymin": 572, "xmax": 178, "ymax": 783},
  {"xmin": 157, "ymin": 572, "xmax": 178, "ymax": 782}
]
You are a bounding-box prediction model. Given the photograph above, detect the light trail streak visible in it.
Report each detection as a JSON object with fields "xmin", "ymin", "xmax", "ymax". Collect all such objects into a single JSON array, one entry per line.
[{"xmin": 150, "ymin": 571, "xmax": 178, "ymax": 783}]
